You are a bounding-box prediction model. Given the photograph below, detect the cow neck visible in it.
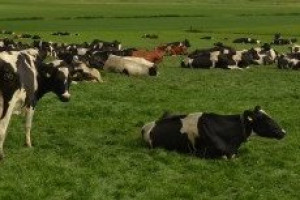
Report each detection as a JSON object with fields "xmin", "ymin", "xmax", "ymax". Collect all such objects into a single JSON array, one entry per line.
[
  {"xmin": 240, "ymin": 114, "xmax": 253, "ymax": 140},
  {"xmin": 35, "ymin": 68, "xmax": 54, "ymax": 102}
]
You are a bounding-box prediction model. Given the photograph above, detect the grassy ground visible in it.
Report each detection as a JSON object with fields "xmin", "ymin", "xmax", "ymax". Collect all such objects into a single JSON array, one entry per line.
[{"xmin": 0, "ymin": 0, "xmax": 299, "ymax": 199}]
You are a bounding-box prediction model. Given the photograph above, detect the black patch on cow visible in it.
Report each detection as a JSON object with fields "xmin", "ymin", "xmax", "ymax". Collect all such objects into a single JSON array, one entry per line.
[
  {"xmin": 0, "ymin": 60, "xmax": 20, "ymax": 119},
  {"xmin": 191, "ymin": 55, "xmax": 213, "ymax": 68},
  {"xmin": 196, "ymin": 113, "xmax": 247, "ymax": 158},
  {"xmin": 150, "ymin": 114, "xmax": 192, "ymax": 153}
]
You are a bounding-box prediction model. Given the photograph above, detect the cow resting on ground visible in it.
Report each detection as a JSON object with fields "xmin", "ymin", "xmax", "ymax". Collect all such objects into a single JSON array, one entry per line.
[
  {"xmin": 103, "ymin": 55, "xmax": 158, "ymax": 76},
  {"xmin": 0, "ymin": 49, "xmax": 72, "ymax": 160},
  {"xmin": 141, "ymin": 106, "xmax": 286, "ymax": 159}
]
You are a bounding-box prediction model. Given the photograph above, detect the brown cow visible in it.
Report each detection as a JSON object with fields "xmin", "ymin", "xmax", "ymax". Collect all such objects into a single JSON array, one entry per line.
[{"xmin": 132, "ymin": 49, "xmax": 165, "ymax": 64}]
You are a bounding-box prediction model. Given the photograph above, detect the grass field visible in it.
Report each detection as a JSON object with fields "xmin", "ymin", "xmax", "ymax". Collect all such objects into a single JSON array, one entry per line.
[{"xmin": 0, "ymin": 0, "xmax": 300, "ymax": 199}]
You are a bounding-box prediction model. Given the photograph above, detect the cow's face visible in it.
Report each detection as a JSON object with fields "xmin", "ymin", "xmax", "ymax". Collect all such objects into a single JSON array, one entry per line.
[
  {"xmin": 53, "ymin": 67, "xmax": 71, "ymax": 102},
  {"xmin": 40, "ymin": 63, "xmax": 72, "ymax": 102},
  {"xmin": 251, "ymin": 106, "xmax": 286, "ymax": 139}
]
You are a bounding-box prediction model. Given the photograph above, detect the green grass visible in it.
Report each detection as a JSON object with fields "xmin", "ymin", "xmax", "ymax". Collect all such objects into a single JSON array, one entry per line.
[{"xmin": 0, "ymin": 0, "xmax": 300, "ymax": 199}]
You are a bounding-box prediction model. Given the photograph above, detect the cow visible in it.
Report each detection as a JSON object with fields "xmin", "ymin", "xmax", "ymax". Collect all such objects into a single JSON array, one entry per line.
[
  {"xmin": 181, "ymin": 50, "xmax": 252, "ymax": 69},
  {"xmin": 188, "ymin": 43, "xmax": 236, "ymax": 59},
  {"xmin": 141, "ymin": 106, "xmax": 286, "ymax": 159},
  {"xmin": 233, "ymin": 37, "xmax": 260, "ymax": 44},
  {"xmin": 0, "ymin": 48, "xmax": 72, "ymax": 160},
  {"xmin": 249, "ymin": 44, "xmax": 278, "ymax": 65},
  {"xmin": 142, "ymin": 34, "xmax": 158, "ymax": 39},
  {"xmin": 289, "ymin": 45, "xmax": 300, "ymax": 53},
  {"xmin": 272, "ymin": 33, "xmax": 297, "ymax": 45},
  {"xmin": 132, "ymin": 49, "xmax": 165, "ymax": 63},
  {"xmin": 71, "ymin": 59, "xmax": 103, "ymax": 83},
  {"xmin": 277, "ymin": 53, "xmax": 300, "ymax": 70},
  {"xmin": 90, "ymin": 39, "xmax": 122, "ymax": 51},
  {"xmin": 103, "ymin": 55, "xmax": 158, "ymax": 76}
]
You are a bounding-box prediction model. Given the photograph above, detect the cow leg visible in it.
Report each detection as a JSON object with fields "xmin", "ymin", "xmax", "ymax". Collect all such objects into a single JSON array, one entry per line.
[
  {"xmin": 24, "ymin": 106, "xmax": 34, "ymax": 147},
  {"xmin": 0, "ymin": 91, "xmax": 20, "ymax": 160}
]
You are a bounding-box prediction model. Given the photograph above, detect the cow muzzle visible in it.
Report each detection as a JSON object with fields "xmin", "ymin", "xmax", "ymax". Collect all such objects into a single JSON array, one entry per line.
[{"xmin": 59, "ymin": 91, "xmax": 71, "ymax": 102}]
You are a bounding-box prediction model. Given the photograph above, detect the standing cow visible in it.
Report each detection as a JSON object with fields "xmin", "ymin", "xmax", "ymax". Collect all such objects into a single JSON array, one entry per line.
[
  {"xmin": 141, "ymin": 106, "xmax": 286, "ymax": 159},
  {"xmin": 0, "ymin": 49, "xmax": 72, "ymax": 160}
]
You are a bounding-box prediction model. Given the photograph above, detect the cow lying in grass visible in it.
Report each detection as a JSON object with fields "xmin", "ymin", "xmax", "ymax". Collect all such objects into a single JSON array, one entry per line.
[
  {"xmin": 103, "ymin": 55, "xmax": 158, "ymax": 76},
  {"xmin": 141, "ymin": 106, "xmax": 286, "ymax": 159},
  {"xmin": 0, "ymin": 49, "xmax": 72, "ymax": 160}
]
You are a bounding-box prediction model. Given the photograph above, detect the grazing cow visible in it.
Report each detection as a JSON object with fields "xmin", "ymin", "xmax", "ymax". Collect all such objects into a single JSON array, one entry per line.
[
  {"xmin": 0, "ymin": 49, "xmax": 72, "ymax": 160},
  {"xmin": 233, "ymin": 37, "xmax": 260, "ymax": 44},
  {"xmin": 132, "ymin": 49, "xmax": 165, "ymax": 63},
  {"xmin": 103, "ymin": 55, "xmax": 158, "ymax": 76},
  {"xmin": 141, "ymin": 106, "xmax": 286, "ymax": 159}
]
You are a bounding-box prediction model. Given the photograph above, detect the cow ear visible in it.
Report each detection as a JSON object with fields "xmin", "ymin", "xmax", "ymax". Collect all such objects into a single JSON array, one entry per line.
[
  {"xmin": 243, "ymin": 110, "xmax": 254, "ymax": 122},
  {"xmin": 254, "ymin": 105, "xmax": 261, "ymax": 113}
]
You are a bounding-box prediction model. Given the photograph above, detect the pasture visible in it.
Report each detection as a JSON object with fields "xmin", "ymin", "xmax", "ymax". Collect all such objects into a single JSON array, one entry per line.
[{"xmin": 0, "ymin": 0, "xmax": 300, "ymax": 199}]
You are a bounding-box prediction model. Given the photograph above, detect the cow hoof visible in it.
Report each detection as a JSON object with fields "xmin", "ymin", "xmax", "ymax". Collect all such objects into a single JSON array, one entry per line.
[{"xmin": 25, "ymin": 142, "xmax": 32, "ymax": 148}]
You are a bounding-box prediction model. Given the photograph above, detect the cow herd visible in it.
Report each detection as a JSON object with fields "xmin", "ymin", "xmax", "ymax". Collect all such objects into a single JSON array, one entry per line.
[{"xmin": 0, "ymin": 32, "xmax": 294, "ymax": 160}]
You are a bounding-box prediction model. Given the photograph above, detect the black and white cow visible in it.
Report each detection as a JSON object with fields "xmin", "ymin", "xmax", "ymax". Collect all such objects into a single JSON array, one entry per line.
[
  {"xmin": 233, "ymin": 37, "xmax": 261, "ymax": 44},
  {"xmin": 141, "ymin": 106, "xmax": 286, "ymax": 159},
  {"xmin": 103, "ymin": 55, "xmax": 158, "ymax": 76},
  {"xmin": 181, "ymin": 50, "xmax": 252, "ymax": 69},
  {"xmin": 289, "ymin": 45, "xmax": 300, "ymax": 53},
  {"xmin": 249, "ymin": 44, "xmax": 278, "ymax": 65},
  {"xmin": 0, "ymin": 49, "xmax": 72, "ymax": 160},
  {"xmin": 277, "ymin": 53, "xmax": 300, "ymax": 70}
]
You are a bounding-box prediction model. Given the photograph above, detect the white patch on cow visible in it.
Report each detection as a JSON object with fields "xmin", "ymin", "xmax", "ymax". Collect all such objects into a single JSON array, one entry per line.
[
  {"xmin": 62, "ymin": 91, "xmax": 71, "ymax": 99},
  {"xmin": 21, "ymin": 50, "xmax": 39, "ymax": 91},
  {"xmin": 12, "ymin": 89, "xmax": 27, "ymax": 115},
  {"xmin": 117, "ymin": 44, "xmax": 122, "ymax": 50},
  {"xmin": 223, "ymin": 49, "xmax": 230, "ymax": 54},
  {"xmin": 257, "ymin": 40, "xmax": 261, "ymax": 44},
  {"xmin": 290, "ymin": 59, "xmax": 300, "ymax": 66},
  {"xmin": 51, "ymin": 59, "xmax": 63, "ymax": 67},
  {"xmin": 180, "ymin": 112, "xmax": 203, "ymax": 150},
  {"xmin": 77, "ymin": 48, "xmax": 88, "ymax": 56},
  {"xmin": 58, "ymin": 67, "xmax": 69, "ymax": 78},
  {"xmin": 98, "ymin": 43, "xmax": 103, "ymax": 49},
  {"xmin": 0, "ymin": 51, "xmax": 20, "ymax": 71},
  {"xmin": 0, "ymin": 41, "xmax": 4, "ymax": 47},
  {"xmin": 268, "ymin": 49, "xmax": 277, "ymax": 61},
  {"xmin": 25, "ymin": 106, "xmax": 34, "ymax": 147},
  {"xmin": 141, "ymin": 121, "xmax": 155, "ymax": 147}
]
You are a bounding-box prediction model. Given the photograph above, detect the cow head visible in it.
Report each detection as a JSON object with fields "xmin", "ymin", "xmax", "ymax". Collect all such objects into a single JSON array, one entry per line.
[
  {"xmin": 245, "ymin": 106, "xmax": 286, "ymax": 139},
  {"xmin": 39, "ymin": 61, "xmax": 72, "ymax": 102},
  {"xmin": 148, "ymin": 64, "xmax": 158, "ymax": 76}
]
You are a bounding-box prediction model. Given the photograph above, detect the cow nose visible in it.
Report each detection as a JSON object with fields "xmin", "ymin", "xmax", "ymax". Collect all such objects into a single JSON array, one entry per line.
[{"xmin": 61, "ymin": 91, "xmax": 71, "ymax": 101}]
